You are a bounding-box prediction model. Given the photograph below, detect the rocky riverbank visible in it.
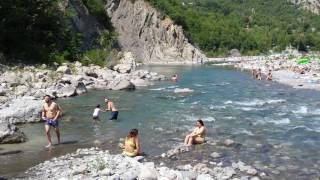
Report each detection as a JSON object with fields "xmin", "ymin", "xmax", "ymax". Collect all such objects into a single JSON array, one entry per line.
[
  {"xmin": 24, "ymin": 146, "xmax": 263, "ymax": 180},
  {"xmin": 208, "ymin": 53, "xmax": 320, "ymax": 91},
  {"xmin": 0, "ymin": 52, "xmax": 167, "ymax": 144}
]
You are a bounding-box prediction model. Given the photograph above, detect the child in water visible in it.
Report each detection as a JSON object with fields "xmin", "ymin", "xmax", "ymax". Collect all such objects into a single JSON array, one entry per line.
[{"xmin": 92, "ymin": 104, "xmax": 104, "ymax": 120}]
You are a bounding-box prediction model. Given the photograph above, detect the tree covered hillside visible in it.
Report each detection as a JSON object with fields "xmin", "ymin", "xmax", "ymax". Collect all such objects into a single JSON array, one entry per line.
[
  {"xmin": 146, "ymin": 0, "xmax": 320, "ymax": 56},
  {"xmin": 0, "ymin": 0, "xmax": 117, "ymax": 65}
]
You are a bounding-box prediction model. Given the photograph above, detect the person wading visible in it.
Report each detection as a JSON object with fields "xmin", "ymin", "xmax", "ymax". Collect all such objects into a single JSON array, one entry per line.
[
  {"xmin": 42, "ymin": 95, "xmax": 62, "ymax": 148},
  {"xmin": 105, "ymin": 98, "xmax": 119, "ymax": 120}
]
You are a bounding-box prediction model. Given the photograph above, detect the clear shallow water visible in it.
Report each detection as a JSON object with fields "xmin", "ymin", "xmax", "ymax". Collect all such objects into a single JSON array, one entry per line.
[{"xmin": 1, "ymin": 65, "xmax": 320, "ymax": 179}]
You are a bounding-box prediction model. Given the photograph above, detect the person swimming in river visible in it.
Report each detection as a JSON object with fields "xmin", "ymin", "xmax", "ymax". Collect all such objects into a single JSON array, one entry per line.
[
  {"xmin": 184, "ymin": 119, "xmax": 207, "ymax": 146},
  {"xmin": 105, "ymin": 98, "xmax": 118, "ymax": 120},
  {"xmin": 92, "ymin": 104, "xmax": 104, "ymax": 120},
  {"xmin": 171, "ymin": 74, "xmax": 178, "ymax": 82},
  {"xmin": 122, "ymin": 129, "xmax": 140, "ymax": 157}
]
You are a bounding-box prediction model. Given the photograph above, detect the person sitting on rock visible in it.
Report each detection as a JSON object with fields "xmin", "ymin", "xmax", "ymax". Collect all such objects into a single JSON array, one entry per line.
[
  {"xmin": 184, "ymin": 119, "xmax": 206, "ymax": 146},
  {"xmin": 122, "ymin": 129, "xmax": 140, "ymax": 157},
  {"xmin": 266, "ymin": 70, "xmax": 273, "ymax": 81}
]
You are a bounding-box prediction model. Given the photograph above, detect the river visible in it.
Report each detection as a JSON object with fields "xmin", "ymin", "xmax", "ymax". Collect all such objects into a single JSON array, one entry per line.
[{"xmin": 1, "ymin": 65, "xmax": 320, "ymax": 179}]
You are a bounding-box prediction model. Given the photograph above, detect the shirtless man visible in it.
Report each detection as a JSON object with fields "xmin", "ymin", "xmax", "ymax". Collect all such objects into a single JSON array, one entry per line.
[
  {"xmin": 105, "ymin": 98, "xmax": 118, "ymax": 120},
  {"xmin": 42, "ymin": 95, "xmax": 61, "ymax": 148}
]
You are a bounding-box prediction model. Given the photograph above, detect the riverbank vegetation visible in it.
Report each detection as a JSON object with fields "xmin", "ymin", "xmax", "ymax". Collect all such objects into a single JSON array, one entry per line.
[
  {"xmin": 0, "ymin": 0, "xmax": 118, "ymax": 65},
  {"xmin": 146, "ymin": 0, "xmax": 320, "ymax": 56}
]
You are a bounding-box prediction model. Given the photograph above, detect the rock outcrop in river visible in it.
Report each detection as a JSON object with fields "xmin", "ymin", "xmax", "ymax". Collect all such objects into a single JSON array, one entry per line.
[{"xmin": 106, "ymin": 0, "xmax": 206, "ymax": 64}]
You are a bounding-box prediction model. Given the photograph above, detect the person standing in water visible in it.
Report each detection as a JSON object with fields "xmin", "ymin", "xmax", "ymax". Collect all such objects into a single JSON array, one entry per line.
[
  {"xmin": 184, "ymin": 119, "xmax": 206, "ymax": 146},
  {"xmin": 42, "ymin": 95, "xmax": 62, "ymax": 148},
  {"xmin": 92, "ymin": 104, "xmax": 104, "ymax": 120},
  {"xmin": 171, "ymin": 74, "xmax": 178, "ymax": 82},
  {"xmin": 105, "ymin": 98, "xmax": 118, "ymax": 120}
]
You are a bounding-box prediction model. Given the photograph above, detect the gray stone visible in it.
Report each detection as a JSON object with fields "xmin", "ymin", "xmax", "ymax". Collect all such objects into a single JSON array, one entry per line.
[
  {"xmin": 210, "ymin": 152, "xmax": 221, "ymax": 159},
  {"xmin": 196, "ymin": 174, "xmax": 214, "ymax": 180},
  {"xmin": 229, "ymin": 49, "xmax": 241, "ymax": 57},
  {"xmin": 76, "ymin": 82, "xmax": 87, "ymax": 95},
  {"xmin": 223, "ymin": 139, "xmax": 235, "ymax": 147},
  {"xmin": 108, "ymin": 79, "xmax": 135, "ymax": 90},
  {"xmin": 113, "ymin": 64, "xmax": 132, "ymax": 74},
  {"xmin": 138, "ymin": 162, "xmax": 158, "ymax": 180},
  {"xmin": 130, "ymin": 78, "xmax": 150, "ymax": 87},
  {"xmin": 179, "ymin": 171, "xmax": 197, "ymax": 180},
  {"xmin": 0, "ymin": 86, "xmax": 6, "ymax": 96},
  {"xmin": 56, "ymin": 65, "xmax": 72, "ymax": 74},
  {"xmin": 0, "ymin": 122, "xmax": 27, "ymax": 144},
  {"xmin": 56, "ymin": 85, "xmax": 76, "ymax": 97},
  {"xmin": 0, "ymin": 97, "xmax": 42, "ymax": 124}
]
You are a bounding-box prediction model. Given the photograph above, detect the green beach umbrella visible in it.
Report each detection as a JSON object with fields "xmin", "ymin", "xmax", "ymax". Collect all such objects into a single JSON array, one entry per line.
[{"xmin": 297, "ymin": 58, "xmax": 310, "ymax": 65}]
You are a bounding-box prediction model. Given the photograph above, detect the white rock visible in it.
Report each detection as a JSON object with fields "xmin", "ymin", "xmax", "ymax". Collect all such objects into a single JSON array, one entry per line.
[
  {"xmin": 197, "ymin": 174, "xmax": 214, "ymax": 180},
  {"xmin": 56, "ymin": 65, "xmax": 72, "ymax": 74},
  {"xmin": 130, "ymin": 78, "xmax": 150, "ymax": 87}
]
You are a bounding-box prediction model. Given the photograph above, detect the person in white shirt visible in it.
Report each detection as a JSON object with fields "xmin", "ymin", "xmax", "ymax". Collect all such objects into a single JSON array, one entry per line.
[{"xmin": 93, "ymin": 104, "xmax": 104, "ymax": 120}]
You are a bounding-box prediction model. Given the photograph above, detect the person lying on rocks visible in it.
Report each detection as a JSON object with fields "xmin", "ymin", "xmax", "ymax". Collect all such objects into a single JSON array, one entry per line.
[
  {"xmin": 184, "ymin": 119, "xmax": 207, "ymax": 146},
  {"xmin": 122, "ymin": 129, "xmax": 140, "ymax": 157}
]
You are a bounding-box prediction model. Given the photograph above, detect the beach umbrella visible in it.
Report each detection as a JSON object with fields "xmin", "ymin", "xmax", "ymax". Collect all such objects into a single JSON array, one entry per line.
[{"xmin": 297, "ymin": 58, "xmax": 310, "ymax": 65}]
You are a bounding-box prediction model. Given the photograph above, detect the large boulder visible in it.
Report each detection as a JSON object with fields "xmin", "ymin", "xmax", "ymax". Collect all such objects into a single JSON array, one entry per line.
[
  {"xmin": 0, "ymin": 97, "xmax": 42, "ymax": 124},
  {"xmin": 113, "ymin": 64, "xmax": 132, "ymax": 74},
  {"xmin": 130, "ymin": 78, "xmax": 150, "ymax": 87},
  {"xmin": 107, "ymin": 79, "xmax": 135, "ymax": 90},
  {"xmin": 15, "ymin": 85, "xmax": 30, "ymax": 96},
  {"xmin": 56, "ymin": 85, "xmax": 76, "ymax": 97},
  {"xmin": 229, "ymin": 49, "xmax": 241, "ymax": 57},
  {"xmin": 0, "ymin": 122, "xmax": 27, "ymax": 144},
  {"xmin": 0, "ymin": 86, "xmax": 7, "ymax": 96},
  {"xmin": 75, "ymin": 82, "xmax": 87, "ymax": 95},
  {"xmin": 56, "ymin": 65, "xmax": 72, "ymax": 74},
  {"xmin": 138, "ymin": 162, "xmax": 158, "ymax": 180}
]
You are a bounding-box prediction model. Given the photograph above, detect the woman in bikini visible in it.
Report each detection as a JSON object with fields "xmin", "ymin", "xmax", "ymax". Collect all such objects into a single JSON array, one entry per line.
[
  {"xmin": 184, "ymin": 119, "xmax": 206, "ymax": 146},
  {"xmin": 122, "ymin": 129, "xmax": 140, "ymax": 157}
]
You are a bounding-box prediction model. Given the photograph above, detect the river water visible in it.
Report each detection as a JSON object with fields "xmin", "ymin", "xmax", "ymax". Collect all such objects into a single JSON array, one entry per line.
[{"xmin": 1, "ymin": 65, "xmax": 320, "ymax": 179}]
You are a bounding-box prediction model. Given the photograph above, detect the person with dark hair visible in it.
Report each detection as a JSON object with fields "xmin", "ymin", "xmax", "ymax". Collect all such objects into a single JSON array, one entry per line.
[
  {"xmin": 42, "ymin": 95, "xmax": 62, "ymax": 148},
  {"xmin": 122, "ymin": 129, "xmax": 140, "ymax": 157},
  {"xmin": 266, "ymin": 70, "xmax": 273, "ymax": 81},
  {"xmin": 184, "ymin": 119, "xmax": 207, "ymax": 146},
  {"xmin": 92, "ymin": 104, "xmax": 104, "ymax": 120},
  {"xmin": 171, "ymin": 74, "xmax": 178, "ymax": 82},
  {"xmin": 105, "ymin": 98, "xmax": 118, "ymax": 120}
]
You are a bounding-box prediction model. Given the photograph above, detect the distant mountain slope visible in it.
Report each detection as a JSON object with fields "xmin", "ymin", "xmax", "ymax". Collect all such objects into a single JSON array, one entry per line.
[{"xmin": 146, "ymin": 0, "xmax": 320, "ymax": 56}]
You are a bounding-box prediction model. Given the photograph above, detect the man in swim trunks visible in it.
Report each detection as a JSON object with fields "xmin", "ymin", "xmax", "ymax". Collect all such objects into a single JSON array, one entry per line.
[
  {"xmin": 105, "ymin": 98, "xmax": 118, "ymax": 120},
  {"xmin": 42, "ymin": 95, "xmax": 62, "ymax": 148}
]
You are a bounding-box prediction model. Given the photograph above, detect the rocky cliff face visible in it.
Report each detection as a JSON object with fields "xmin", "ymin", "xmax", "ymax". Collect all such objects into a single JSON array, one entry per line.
[
  {"xmin": 290, "ymin": 0, "xmax": 320, "ymax": 14},
  {"xmin": 106, "ymin": 0, "xmax": 206, "ymax": 64}
]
